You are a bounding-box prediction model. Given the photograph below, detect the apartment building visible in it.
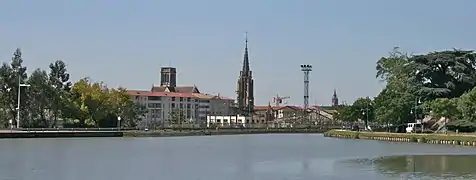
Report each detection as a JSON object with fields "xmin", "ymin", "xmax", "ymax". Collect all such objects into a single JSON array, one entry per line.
[
  {"xmin": 127, "ymin": 90, "xmax": 233, "ymax": 125},
  {"xmin": 126, "ymin": 67, "xmax": 234, "ymax": 126}
]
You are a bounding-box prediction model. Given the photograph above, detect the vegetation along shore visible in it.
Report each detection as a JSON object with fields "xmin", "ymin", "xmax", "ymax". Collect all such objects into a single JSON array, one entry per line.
[{"xmin": 324, "ymin": 130, "xmax": 476, "ymax": 147}]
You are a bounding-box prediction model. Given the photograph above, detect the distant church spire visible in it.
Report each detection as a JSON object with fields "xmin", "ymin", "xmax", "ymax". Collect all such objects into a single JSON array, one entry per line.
[
  {"xmin": 242, "ymin": 32, "xmax": 250, "ymax": 73},
  {"xmin": 236, "ymin": 32, "xmax": 255, "ymax": 115},
  {"xmin": 332, "ymin": 89, "xmax": 339, "ymax": 106}
]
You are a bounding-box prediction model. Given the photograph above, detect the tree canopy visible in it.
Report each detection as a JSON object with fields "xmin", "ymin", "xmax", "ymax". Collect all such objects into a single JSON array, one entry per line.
[
  {"xmin": 335, "ymin": 47, "xmax": 476, "ymax": 131},
  {"xmin": 0, "ymin": 48, "xmax": 146, "ymax": 128}
]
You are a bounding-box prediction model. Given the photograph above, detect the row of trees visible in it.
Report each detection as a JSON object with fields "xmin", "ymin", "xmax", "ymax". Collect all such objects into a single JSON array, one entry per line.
[
  {"xmin": 334, "ymin": 47, "xmax": 476, "ymax": 131},
  {"xmin": 0, "ymin": 49, "xmax": 147, "ymax": 128}
]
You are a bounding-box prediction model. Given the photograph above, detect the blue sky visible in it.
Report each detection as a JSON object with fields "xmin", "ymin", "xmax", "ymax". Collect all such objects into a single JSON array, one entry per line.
[{"xmin": 1, "ymin": 0, "xmax": 475, "ymax": 106}]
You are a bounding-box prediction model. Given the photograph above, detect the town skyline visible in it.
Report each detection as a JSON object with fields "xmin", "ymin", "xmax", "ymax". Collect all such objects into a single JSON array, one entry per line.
[{"xmin": 1, "ymin": 0, "xmax": 475, "ymax": 105}]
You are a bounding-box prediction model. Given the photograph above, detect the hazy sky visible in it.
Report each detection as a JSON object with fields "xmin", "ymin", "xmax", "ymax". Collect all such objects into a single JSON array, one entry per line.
[{"xmin": 1, "ymin": 0, "xmax": 475, "ymax": 106}]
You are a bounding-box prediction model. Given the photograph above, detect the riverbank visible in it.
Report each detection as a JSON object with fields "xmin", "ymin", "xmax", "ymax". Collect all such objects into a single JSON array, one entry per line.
[
  {"xmin": 0, "ymin": 128, "xmax": 328, "ymax": 139},
  {"xmin": 324, "ymin": 130, "xmax": 476, "ymax": 147},
  {"xmin": 123, "ymin": 128, "xmax": 327, "ymax": 137}
]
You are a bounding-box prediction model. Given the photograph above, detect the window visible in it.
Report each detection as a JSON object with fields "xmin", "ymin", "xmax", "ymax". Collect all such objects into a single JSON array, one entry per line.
[
  {"xmin": 171, "ymin": 103, "xmax": 175, "ymax": 108},
  {"xmin": 180, "ymin": 103, "xmax": 183, "ymax": 108},
  {"xmin": 187, "ymin": 104, "xmax": 191, "ymax": 108},
  {"xmin": 148, "ymin": 96, "xmax": 161, "ymax": 101},
  {"xmin": 180, "ymin": 97, "xmax": 183, "ymax": 102},
  {"xmin": 187, "ymin": 110, "xmax": 191, "ymax": 118},
  {"xmin": 171, "ymin": 97, "xmax": 176, "ymax": 101},
  {"xmin": 187, "ymin": 98, "xmax": 191, "ymax": 102}
]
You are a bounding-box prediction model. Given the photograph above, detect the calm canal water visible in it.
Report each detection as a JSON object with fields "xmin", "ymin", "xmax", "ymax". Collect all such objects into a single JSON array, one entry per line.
[{"xmin": 1, "ymin": 134, "xmax": 476, "ymax": 180}]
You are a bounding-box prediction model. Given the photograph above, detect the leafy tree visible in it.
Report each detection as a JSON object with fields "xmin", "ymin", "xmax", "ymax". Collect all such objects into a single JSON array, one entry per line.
[
  {"xmin": 371, "ymin": 47, "xmax": 476, "ymax": 131},
  {"xmin": 25, "ymin": 69, "xmax": 52, "ymax": 127},
  {"xmin": 0, "ymin": 49, "xmax": 28, "ymax": 128},
  {"xmin": 0, "ymin": 49, "xmax": 146, "ymax": 129},
  {"xmin": 333, "ymin": 106, "xmax": 356, "ymax": 123},
  {"xmin": 48, "ymin": 60, "xmax": 72, "ymax": 127},
  {"xmin": 376, "ymin": 47, "xmax": 411, "ymax": 82},
  {"xmin": 410, "ymin": 50, "xmax": 476, "ymax": 100},
  {"xmin": 456, "ymin": 87, "xmax": 476, "ymax": 124},
  {"xmin": 352, "ymin": 97, "xmax": 374, "ymax": 123},
  {"xmin": 424, "ymin": 98, "xmax": 459, "ymax": 120},
  {"xmin": 168, "ymin": 109, "xmax": 186, "ymax": 124}
]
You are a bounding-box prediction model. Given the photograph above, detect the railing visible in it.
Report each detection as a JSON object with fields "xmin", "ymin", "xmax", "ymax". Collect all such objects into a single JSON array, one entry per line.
[{"xmin": 0, "ymin": 123, "xmax": 350, "ymax": 132}]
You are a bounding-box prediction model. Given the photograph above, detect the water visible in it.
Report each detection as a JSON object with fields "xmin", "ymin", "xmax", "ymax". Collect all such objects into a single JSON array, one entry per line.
[{"xmin": 1, "ymin": 134, "xmax": 476, "ymax": 180}]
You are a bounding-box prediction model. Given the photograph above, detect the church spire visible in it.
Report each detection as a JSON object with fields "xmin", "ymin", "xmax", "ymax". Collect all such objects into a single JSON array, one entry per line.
[
  {"xmin": 332, "ymin": 89, "xmax": 339, "ymax": 106},
  {"xmin": 242, "ymin": 32, "xmax": 250, "ymax": 73}
]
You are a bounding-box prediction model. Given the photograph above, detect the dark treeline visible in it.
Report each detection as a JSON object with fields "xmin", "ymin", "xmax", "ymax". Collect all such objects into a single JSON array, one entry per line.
[{"xmin": 333, "ymin": 47, "xmax": 476, "ymax": 132}]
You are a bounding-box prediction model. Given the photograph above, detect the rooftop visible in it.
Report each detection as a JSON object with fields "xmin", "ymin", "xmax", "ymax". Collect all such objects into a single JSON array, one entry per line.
[
  {"xmin": 253, "ymin": 105, "xmax": 338, "ymax": 113},
  {"xmin": 126, "ymin": 90, "xmax": 233, "ymax": 100}
]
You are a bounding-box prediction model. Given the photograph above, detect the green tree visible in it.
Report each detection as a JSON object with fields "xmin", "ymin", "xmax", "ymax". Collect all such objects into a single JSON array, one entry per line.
[
  {"xmin": 456, "ymin": 87, "xmax": 476, "ymax": 124},
  {"xmin": 410, "ymin": 50, "xmax": 476, "ymax": 99},
  {"xmin": 424, "ymin": 98, "xmax": 459, "ymax": 120},
  {"xmin": 334, "ymin": 106, "xmax": 356, "ymax": 123},
  {"xmin": 352, "ymin": 97, "xmax": 374, "ymax": 123},
  {"xmin": 168, "ymin": 108, "xmax": 186, "ymax": 125},
  {"xmin": 376, "ymin": 47, "xmax": 410, "ymax": 82},
  {"xmin": 25, "ymin": 69, "xmax": 52, "ymax": 127},
  {"xmin": 0, "ymin": 49, "xmax": 29, "ymax": 128},
  {"xmin": 48, "ymin": 60, "xmax": 72, "ymax": 127}
]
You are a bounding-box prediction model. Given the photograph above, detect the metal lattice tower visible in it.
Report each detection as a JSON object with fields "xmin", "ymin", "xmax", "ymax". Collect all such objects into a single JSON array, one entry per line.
[{"xmin": 300, "ymin": 64, "xmax": 312, "ymax": 110}]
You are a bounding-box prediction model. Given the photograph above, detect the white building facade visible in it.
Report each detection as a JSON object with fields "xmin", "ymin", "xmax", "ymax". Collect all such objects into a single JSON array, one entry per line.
[{"xmin": 206, "ymin": 115, "xmax": 251, "ymax": 127}]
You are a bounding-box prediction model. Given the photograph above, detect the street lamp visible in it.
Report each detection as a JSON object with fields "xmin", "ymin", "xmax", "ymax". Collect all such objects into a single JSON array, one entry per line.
[
  {"xmin": 4, "ymin": 87, "xmax": 14, "ymax": 129},
  {"xmin": 16, "ymin": 78, "xmax": 30, "ymax": 129},
  {"xmin": 117, "ymin": 116, "xmax": 121, "ymax": 130},
  {"xmin": 248, "ymin": 99, "xmax": 253, "ymax": 127},
  {"xmin": 411, "ymin": 97, "xmax": 422, "ymax": 123},
  {"xmin": 361, "ymin": 105, "xmax": 370, "ymax": 131}
]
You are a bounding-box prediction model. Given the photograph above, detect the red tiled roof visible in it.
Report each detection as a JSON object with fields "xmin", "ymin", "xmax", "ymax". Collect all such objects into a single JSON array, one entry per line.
[
  {"xmin": 254, "ymin": 105, "xmax": 303, "ymax": 111},
  {"xmin": 126, "ymin": 90, "xmax": 234, "ymax": 100},
  {"xmin": 126, "ymin": 90, "xmax": 195, "ymax": 98}
]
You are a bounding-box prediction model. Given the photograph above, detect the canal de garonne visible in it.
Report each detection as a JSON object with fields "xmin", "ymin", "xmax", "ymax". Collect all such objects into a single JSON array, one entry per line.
[{"xmin": 1, "ymin": 134, "xmax": 476, "ymax": 180}]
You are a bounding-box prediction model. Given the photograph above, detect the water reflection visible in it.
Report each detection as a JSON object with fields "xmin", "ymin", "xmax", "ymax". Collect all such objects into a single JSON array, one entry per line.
[{"xmin": 348, "ymin": 155, "xmax": 476, "ymax": 179}]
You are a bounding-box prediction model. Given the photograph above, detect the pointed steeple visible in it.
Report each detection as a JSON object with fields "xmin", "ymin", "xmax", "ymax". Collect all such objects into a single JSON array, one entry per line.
[
  {"xmin": 242, "ymin": 32, "xmax": 250, "ymax": 73},
  {"xmin": 332, "ymin": 89, "xmax": 339, "ymax": 106}
]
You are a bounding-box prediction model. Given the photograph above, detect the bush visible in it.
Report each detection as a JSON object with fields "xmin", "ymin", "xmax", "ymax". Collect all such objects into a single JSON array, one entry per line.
[{"xmin": 324, "ymin": 130, "xmax": 476, "ymax": 142}]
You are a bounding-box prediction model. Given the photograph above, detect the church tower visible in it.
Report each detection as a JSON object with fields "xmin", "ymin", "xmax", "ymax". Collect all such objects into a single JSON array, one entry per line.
[
  {"xmin": 236, "ymin": 33, "xmax": 254, "ymax": 115},
  {"xmin": 332, "ymin": 89, "xmax": 339, "ymax": 106}
]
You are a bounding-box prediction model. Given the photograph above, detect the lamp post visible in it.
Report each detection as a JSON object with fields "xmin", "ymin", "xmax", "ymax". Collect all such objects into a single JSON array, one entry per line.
[
  {"xmin": 16, "ymin": 76, "xmax": 30, "ymax": 129},
  {"xmin": 361, "ymin": 104, "xmax": 370, "ymax": 131},
  {"xmin": 4, "ymin": 87, "xmax": 13, "ymax": 129},
  {"xmin": 117, "ymin": 116, "xmax": 121, "ymax": 130},
  {"xmin": 248, "ymin": 99, "xmax": 253, "ymax": 127},
  {"xmin": 410, "ymin": 97, "xmax": 422, "ymax": 123}
]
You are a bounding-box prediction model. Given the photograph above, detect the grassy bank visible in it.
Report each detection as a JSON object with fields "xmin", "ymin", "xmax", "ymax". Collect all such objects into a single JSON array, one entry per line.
[
  {"xmin": 123, "ymin": 128, "xmax": 327, "ymax": 137},
  {"xmin": 323, "ymin": 130, "xmax": 476, "ymax": 147}
]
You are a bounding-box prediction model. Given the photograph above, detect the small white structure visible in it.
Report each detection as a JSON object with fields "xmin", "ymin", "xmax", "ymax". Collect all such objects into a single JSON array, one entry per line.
[{"xmin": 206, "ymin": 115, "xmax": 252, "ymax": 127}]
